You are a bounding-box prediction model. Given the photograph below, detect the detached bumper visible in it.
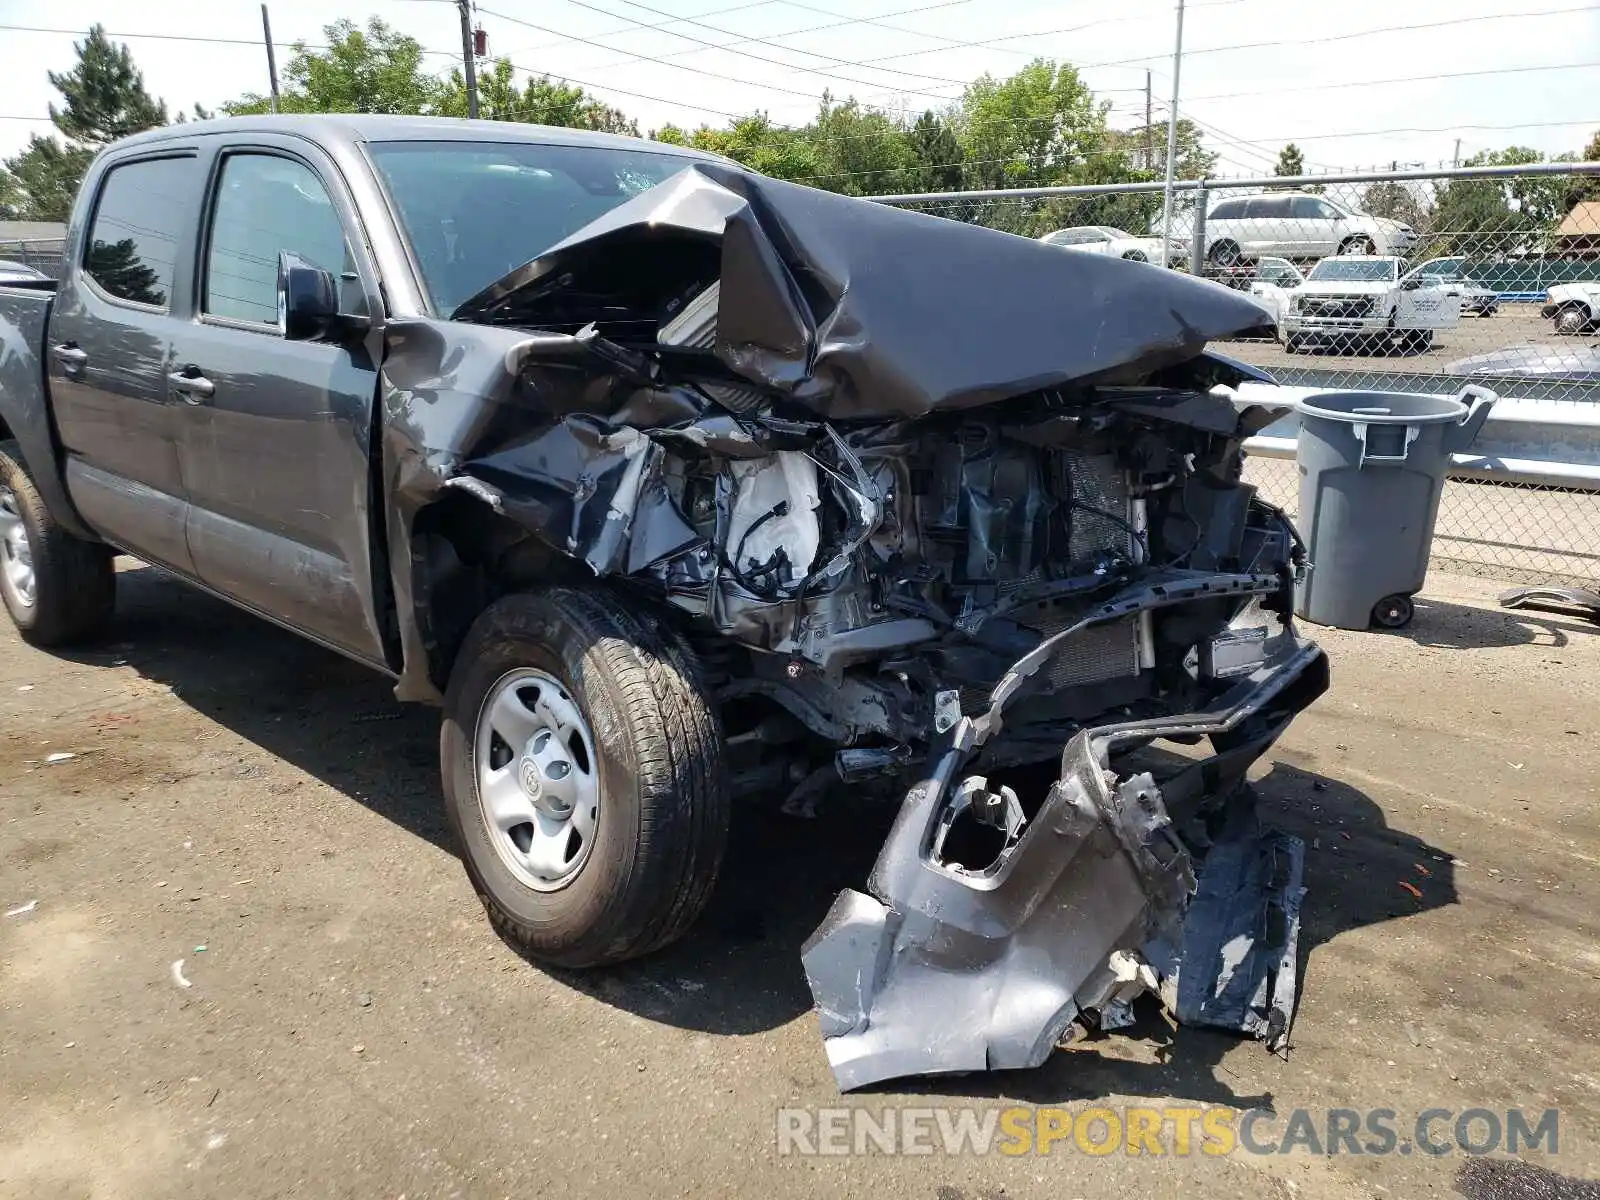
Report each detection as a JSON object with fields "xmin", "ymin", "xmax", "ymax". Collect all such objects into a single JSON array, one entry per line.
[{"xmin": 802, "ymin": 638, "xmax": 1329, "ymax": 1091}]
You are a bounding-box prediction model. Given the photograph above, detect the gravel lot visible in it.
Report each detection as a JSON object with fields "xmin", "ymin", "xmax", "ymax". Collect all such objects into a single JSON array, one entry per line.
[
  {"xmin": 1219, "ymin": 305, "xmax": 1555, "ymax": 378},
  {"xmin": 2, "ymin": 565, "xmax": 1598, "ymax": 1199}
]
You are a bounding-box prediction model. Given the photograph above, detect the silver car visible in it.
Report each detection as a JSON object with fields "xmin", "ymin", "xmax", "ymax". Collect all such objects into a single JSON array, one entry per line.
[{"xmin": 1161, "ymin": 192, "xmax": 1416, "ymax": 267}]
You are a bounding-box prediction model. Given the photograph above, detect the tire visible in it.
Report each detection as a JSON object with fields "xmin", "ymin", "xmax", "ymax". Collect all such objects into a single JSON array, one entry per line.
[
  {"xmin": 1338, "ymin": 236, "xmax": 1376, "ymax": 256},
  {"xmin": 440, "ymin": 586, "xmax": 730, "ymax": 968},
  {"xmin": 1208, "ymin": 240, "xmax": 1241, "ymax": 268},
  {"xmin": 1372, "ymin": 594, "xmax": 1414, "ymax": 630},
  {"xmin": 1408, "ymin": 330, "xmax": 1434, "ymax": 353},
  {"xmin": 1121, "ymin": 250, "xmax": 1148, "ymax": 262},
  {"xmin": 0, "ymin": 439, "xmax": 115, "ymax": 646},
  {"xmin": 1555, "ymin": 304, "xmax": 1590, "ymax": 336},
  {"xmin": 1284, "ymin": 335, "xmax": 1303, "ymax": 354}
]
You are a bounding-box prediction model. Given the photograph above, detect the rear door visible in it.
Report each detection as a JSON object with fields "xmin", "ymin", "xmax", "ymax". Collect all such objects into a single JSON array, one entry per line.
[
  {"xmin": 1288, "ymin": 196, "xmax": 1341, "ymax": 259},
  {"xmin": 166, "ymin": 138, "xmax": 390, "ymax": 664},
  {"xmin": 1246, "ymin": 196, "xmax": 1294, "ymax": 257},
  {"xmin": 47, "ymin": 153, "xmax": 201, "ymax": 573}
]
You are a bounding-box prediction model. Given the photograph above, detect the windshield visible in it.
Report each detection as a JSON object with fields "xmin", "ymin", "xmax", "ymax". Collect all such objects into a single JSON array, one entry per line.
[
  {"xmin": 368, "ymin": 140, "xmax": 697, "ymax": 314},
  {"xmin": 1307, "ymin": 259, "xmax": 1395, "ymax": 282}
]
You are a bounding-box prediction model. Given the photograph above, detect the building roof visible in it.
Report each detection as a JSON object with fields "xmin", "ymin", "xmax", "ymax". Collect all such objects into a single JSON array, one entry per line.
[
  {"xmin": 0, "ymin": 220, "xmax": 67, "ymax": 243},
  {"xmin": 1556, "ymin": 200, "xmax": 1600, "ymax": 238}
]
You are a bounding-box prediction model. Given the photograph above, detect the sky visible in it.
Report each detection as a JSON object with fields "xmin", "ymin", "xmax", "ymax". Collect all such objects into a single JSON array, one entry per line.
[{"xmin": 1, "ymin": 0, "xmax": 1598, "ymax": 178}]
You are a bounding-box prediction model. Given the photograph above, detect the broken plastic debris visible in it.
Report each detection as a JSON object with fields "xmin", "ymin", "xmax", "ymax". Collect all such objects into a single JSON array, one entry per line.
[
  {"xmin": 44, "ymin": 752, "xmax": 76, "ymax": 765},
  {"xmin": 171, "ymin": 959, "xmax": 193, "ymax": 989},
  {"xmin": 1399, "ymin": 881, "xmax": 1424, "ymax": 900},
  {"xmin": 194, "ymin": 945, "xmax": 207, "ymax": 953},
  {"xmin": 5, "ymin": 899, "xmax": 38, "ymax": 918},
  {"xmin": 1414, "ymin": 863, "xmax": 1432, "ymax": 877},
  {"xmin": 17, "ymin": 684, "xmax": 34, "ymax": 692}
]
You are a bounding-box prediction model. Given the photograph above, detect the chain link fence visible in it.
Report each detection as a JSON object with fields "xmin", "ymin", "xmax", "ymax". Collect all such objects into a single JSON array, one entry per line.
[
  {"xmin": 0, "ymin": 238, "xmax": 66, "ymax": 280},
  {"xmin": 872, "ymin": 165, "xmax": 1600, "ymax": 590}
]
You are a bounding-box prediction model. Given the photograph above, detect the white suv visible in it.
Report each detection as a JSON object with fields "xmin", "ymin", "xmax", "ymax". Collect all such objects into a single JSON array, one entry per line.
[{"xmin": 1162, "ymin": 192, "xmax": 1416, "ymax": 267}]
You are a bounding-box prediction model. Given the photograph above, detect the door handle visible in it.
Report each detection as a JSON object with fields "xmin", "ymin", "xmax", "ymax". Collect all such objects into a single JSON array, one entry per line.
[
  {"xmin": 167, "ymin": 369, "xmax": 215, "ymax": 402},
  {"xmin": 51, "ymin": 343, "xmax": 88, "ymax": 370}
]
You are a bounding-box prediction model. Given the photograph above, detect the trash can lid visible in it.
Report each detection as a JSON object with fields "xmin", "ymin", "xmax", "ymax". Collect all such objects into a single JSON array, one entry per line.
[{"xmin": 1296, "ymin": 390, "xmax": 1467, "ymax": 425}]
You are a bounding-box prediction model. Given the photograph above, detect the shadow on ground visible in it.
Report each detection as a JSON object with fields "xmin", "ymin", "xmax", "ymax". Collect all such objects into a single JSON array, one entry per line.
[
  {"xmin": 1398, "ymin": 595, "xmax": 1599, "ymax": 650},
  {"xmin": 77, "ymin": 566, "xmax": 1457, "ymax": 1104}
]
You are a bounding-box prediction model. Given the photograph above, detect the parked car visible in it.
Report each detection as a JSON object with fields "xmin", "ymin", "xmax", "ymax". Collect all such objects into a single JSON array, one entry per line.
[
  {"xmin": 0, "ymin": 114, "xmax": 1328, "ymax": 1091},
  {"xmin": 0, "ymin": 259, "xmax": 47, "ymax": 285},
  {"xmin": 1246, "ymin": 256, "xmax": 1306, "ymax": 325},
  {"xmin": 1037, "ymin": 225, "xmax": 1175, "ymax": 263},
  {"xmin": 1406, "ymin": 257, "xmax": 1498, "ymax": 316},
  {"xmin": 1281, "ymin": 255, "xmax": 1459, "ymax": 353},
  {"xmin": 1541, "ymin": 281, "xmax": 1600, "ymax": 334},
  {"xmin": 1447, "ymin": 343, "xmax": 1600, "ymax": 380},
  {"xmin": 1158, "ymin": 192, "xmax": 1416, "ymax": 267}
]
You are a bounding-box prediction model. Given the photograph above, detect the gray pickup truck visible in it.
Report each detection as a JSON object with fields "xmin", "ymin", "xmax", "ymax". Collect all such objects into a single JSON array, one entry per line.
[{"xmin": 0, "ymin": 114, "xmax": 1327, "ymax": 1089}]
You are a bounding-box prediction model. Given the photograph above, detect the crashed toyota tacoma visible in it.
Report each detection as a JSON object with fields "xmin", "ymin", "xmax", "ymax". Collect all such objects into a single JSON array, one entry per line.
[{"xmin": 0, "ymin": 116, "xmax": 1327, "ymax": 1090}]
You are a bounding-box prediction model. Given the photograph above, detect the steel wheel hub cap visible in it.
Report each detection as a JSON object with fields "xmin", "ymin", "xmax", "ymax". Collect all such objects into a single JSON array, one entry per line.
[
  {"xmin": 475, "ymin": 668, "xmax": 599, "ymax": 891},
  {"xmin": 0, "ymin": 485, "xmax": 35, "ymax": 608}
]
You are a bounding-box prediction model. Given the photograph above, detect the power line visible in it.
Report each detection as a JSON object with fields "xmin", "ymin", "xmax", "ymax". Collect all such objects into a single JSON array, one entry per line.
[
  {"xmin": 0, "ymin": 22, "xmax": 457, "ymax": 63},
  {"xmin": 1186, "ymin": 58, "xmax": 1600, "ymax": 103},
  {"xmin": 478, "ymin": 8, "xmax": 839, "ymax": 100},
  {"xmin": 569, "ymin": 0, "xmax": 971, "ymax": 88},
  {"xmin": 477, "ymin": 4, "xmax": 965, "ymax": 104},
  {"xmin": 1063, "ymin": 3, "xmax": 1600, "ymax": 74}
]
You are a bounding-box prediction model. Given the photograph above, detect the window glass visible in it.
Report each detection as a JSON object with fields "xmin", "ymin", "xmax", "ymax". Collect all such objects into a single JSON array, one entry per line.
[
  {"xmin": 1209, "ymin": 200, "xmax": 1247, "ymax": 220},
  {"xmin": 1290, "ymin": 196, "xmax": 1331, "ymax": 220},
  {"xmin": 204, "ymin": 154, "xmax": 348, "ymax": 325},
  {"xmin": 84, "ymin": 156, "xmax": 196, "ymax": 308},
  {"xmin": 1246, "ymin": 197, "xmax": 1291, "ymax": 219},
  {"xmin": 368, "ymin": 140, "xmax": 693, "ymax": 314}
]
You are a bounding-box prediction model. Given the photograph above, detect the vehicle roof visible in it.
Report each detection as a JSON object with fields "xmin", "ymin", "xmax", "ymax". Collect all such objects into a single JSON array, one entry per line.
[
  {"xmin": 1311, "ymin": 254, "xmax": 1400, "ymax": 263},
  {"xmin": 104, "ymin": 113, "xmax": 727, "ymax": 163}
]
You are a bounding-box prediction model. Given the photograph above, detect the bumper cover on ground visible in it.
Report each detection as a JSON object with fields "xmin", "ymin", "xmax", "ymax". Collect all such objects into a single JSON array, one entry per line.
[{"xmin": 802, "ymin": 640, "xmax": 1328, "ymax": 1091}]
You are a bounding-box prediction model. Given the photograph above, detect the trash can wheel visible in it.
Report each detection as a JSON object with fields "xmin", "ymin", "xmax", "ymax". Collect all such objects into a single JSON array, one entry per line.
[{"xmin": 1371, "ymin": 594, "xmax": 1414, "ymax": 629}]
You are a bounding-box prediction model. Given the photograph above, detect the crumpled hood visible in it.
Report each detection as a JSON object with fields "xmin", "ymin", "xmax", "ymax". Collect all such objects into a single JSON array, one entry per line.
[{"xmin": 452, "ymin": 163, "xmax": 1274, "ymax": 421}]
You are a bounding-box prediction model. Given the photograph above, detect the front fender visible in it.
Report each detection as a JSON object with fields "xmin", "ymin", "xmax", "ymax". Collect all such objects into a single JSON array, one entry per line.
[{"xmin": 0, "ymin": 294, "xmax": 94, "ymax": 540}]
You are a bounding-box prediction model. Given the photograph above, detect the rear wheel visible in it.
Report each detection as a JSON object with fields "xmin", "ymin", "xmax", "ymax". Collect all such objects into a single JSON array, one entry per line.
[
  {"xmin": 1208, "ymin": 240, "xmax": 1241, "ymax": 268},
  {"xmin": 1555, "ymin": 304, "xmax": 1590, "ymax": 335},
  {"xmin": 0, "ymin": 440, "xmax": 115, "ymax": 646},
  {"xmin": 1121, "ymin": 250, "xmax": 1148, "ymax": 262},
  {"xmin": 1406, "ymin": 330, "xmax": 1434, "ymax": 354},
  {"xmin": 440, "ymin": 587, "xmax": 730, "ymax": 967},
  {"xmin": 1338, "ymin": 235, "xmax": 1376, "ymax": 255}
]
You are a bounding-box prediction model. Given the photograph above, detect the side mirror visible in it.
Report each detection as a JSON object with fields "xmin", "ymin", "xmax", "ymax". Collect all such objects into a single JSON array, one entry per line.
[{"xmin": 277, "ymin": 251, "xmax": 339, "ymax": 341}]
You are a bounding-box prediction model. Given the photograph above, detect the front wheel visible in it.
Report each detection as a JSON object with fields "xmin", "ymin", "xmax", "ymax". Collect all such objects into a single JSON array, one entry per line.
[
  {"xmin": 1555, "ymin": 305, "xmax": 1590, "ymax": 335},
  {"xmin": 1338, "ymin": 235, "xmax": 1376, "ymax": 255},
  {"xmin": 441, "ymin": 587, "xmax": 730, "ymax": 968},
  {"xmin": 0, "ymin": 440, "xmax": 115, "ymax": 646},
  {"xmin": 1208, "ymin": 240, "xmax": 1241, "ymax": 267},
  {"xmin": 1122, "ymin": 250, "xmax": 1148, "ymax": 262}
]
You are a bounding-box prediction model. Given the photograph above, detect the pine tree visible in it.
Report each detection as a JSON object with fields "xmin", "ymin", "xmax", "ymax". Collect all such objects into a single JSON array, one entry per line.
[
  {"xmin": 0, "ymin": 26, "xmax": 168, "ymax": 220},
  {"xmin": 1273, "ymin": 143, "xmax": 1306, "ymax": 178},
  {"xmin": 47, "ymin": 26, "xmax": 168, "ymax": 147}
]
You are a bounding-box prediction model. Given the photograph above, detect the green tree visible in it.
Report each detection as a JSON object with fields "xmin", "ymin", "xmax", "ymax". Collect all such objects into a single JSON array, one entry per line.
[
  {"xmin": 954, "ymin": 59, "xmax": 1109, "ymax": 190},
  {"xmin": 674, "ymin": 114, "xmax": 820, "ymax": 183},
  {"xmin": 1363, "ymin": 168, "xmax": 1431, "ymax": 231},
  {"xmin": 0, "ymin": 25, "xmax": 167, "ymax": 221},
  {"xmin": 1429, "ymin": 148, "xmax": 1547, "ymax": 257},
  {"xmin": 224, "ymin": 19, "xmax": 445, "ymax": 115},
  {"xmin": 438, "ymin": 60, "xmax": 638, "ymax": 133},
  {"xmin": 906, "ymin": 110, "xmax": 963, "ymax": 193},
  {"xmin": 1273, "ymin": 143, "xmax": 1305, "ymax": 179},
  {"xmin": 804, "ymin": 95, "xmax": 916, "ymax": 196},
  {"xmin": 0, "ymin": 137, "xmax": 92, "ymax": 221}
]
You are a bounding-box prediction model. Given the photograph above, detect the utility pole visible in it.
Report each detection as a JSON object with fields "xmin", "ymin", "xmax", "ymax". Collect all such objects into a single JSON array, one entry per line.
[
  {"xmin": 1453, "ymin": 138, "xmax": 1462, "ymax": 168},
  {"xmin": 1144, "ymin": 71, "xmax": 1153, "ymax": 172},
  {"xmin": 458, "ymin": 0, "xmax": 479, "ymax": 119},
  {"xmin": 261, "ymin": 4, "xmax": 280, "ymax": 114},
  {"xmin": 1157, "ymin": 0, "xmax": 1186, "ymax": 268}
]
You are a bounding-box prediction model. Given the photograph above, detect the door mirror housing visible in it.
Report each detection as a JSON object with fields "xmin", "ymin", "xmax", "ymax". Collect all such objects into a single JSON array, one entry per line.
[{"xmin": 278, "ymin": 251, "xmax": 345, "ymax": 341}]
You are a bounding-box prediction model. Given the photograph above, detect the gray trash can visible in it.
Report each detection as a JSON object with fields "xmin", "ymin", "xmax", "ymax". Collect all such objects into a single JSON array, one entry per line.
[{"xmin": 1293, "ymin": 385, "xmax": 1497, "ymax": 630}]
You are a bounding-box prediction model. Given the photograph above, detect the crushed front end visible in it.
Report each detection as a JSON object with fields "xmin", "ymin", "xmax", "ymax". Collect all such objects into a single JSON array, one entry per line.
[{"xmin": 388, "ymin": 162, "xmax": 1325, "ymax": 1091}]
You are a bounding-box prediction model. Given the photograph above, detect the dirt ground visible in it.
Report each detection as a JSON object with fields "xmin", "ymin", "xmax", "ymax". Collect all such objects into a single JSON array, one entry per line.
[{"xmin": 2, "ymin": 565, "xmax": 1598, "ymax": 1199}]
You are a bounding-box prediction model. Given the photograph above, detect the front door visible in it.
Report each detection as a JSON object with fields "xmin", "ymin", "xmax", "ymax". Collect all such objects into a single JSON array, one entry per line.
[
  {"xmin": 47, "ymin": 152, "xmax": 202, "ymax": 574},
  {"xmin": 167, "ymin": 142, "xmax": 389, "ymax": 664}
]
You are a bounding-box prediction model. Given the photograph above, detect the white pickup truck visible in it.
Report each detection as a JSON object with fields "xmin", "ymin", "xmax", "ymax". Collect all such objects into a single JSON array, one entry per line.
[
  {"xmin": 1268, "ymin": 255, "xmax": 1460, "ymax": 353},
  {"xmin": 1542, "ymin": 281, "xmax": 1600, "ymax": 334}
]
